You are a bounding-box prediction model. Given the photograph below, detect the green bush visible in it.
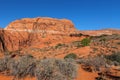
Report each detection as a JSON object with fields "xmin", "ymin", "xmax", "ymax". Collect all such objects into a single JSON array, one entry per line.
[
  {"xmin": 64, "ymin": 53, "xmax": 77, "ymax": 59},
  {"xmin": 105, "ymin": 52, "xmax": 120, "ymax": 64},
  {"xmin": 81, "ymin": 38, "xmax": 90, "ymax": 46}
]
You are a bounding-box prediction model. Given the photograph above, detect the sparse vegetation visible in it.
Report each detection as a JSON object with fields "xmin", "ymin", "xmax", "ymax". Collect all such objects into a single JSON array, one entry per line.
[
  {"xmin": 117, "ymin": 42, "xmax": 120, "ymax": 45},
  {"xmin": 81, "ymin": 38, "xmax": 91, "ymax": 47},
  {"xmin": 100, "ymin": 38, "xmax": 106, "ymax": 42},
  {"xmin": 0, "ymin": 55, "xmax": 78, "ymax": 80},
  {"xmin": 55, "ymin": 43, "xmax": 65, "ymax": 49},
  {"xmin": 0, "ymin": 56, "xmax": 12, "ymax": 72},
  {"xmin": 0, "ymin": 58, "xmax": 8, "ymax": 72},
  {"xmin": 64, "ymin": 53, "xmax": 77, "ymax": 59},
  {"xmin": 105, "ymin": 52, "xmax": 120, "ymax": 64},
  {"xmin": 35, "ymin": 59, "xmax": 78, "ymax": 80},
  {"xmin": 10, "ymin": 54, "xmax": 36, "ymax": 79},
  {"xmin": 77, "ymin": 56, "xmax": 107, "ymax": 71},
  {"xmin": 95, "ymin": 76, "xmax": 105, "ymax": 80},
  {"xmin": 55, "ymin": 59, "xmax": 77, "ymax": 79}
]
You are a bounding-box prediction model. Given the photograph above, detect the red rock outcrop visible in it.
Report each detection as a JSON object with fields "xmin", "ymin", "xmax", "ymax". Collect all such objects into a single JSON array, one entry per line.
[
  {"xmin": 0, "ymin": 17, "xmax": 120, "ymax": 52},
  {"xmin": 79, "ymin": 29, "xmax": 120, "ymax": 36},
  {"xmin": 5, "ymin": 17, "xmax": 76, "ymax": 32},
  {"xmin": 0, "ymin": 17, "xmax": 77, "ymax": 51}
]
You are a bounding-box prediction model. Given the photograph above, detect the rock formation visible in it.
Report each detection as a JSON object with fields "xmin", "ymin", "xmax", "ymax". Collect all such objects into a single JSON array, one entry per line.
[
  {"xmin": 0, "ymin": 17, "xmax": 120, "ymax": 52},
  {"xmin": 0, "ymin": 17, "xmax": 76, "ymax": 51},
  {"xmin": 5, "ymin": 17, "xmax": 76, "ymax": 32}
]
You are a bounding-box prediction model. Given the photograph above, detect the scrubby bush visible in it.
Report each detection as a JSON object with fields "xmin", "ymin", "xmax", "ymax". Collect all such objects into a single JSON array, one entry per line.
[
  {"xmin": 81, "ymin": 38, "xmax": 91, "ymax": 46},
  {"xmin": 10, "ymin": 54, "xmax": 36, "ymax": 79},
  {"xmin": 64, "ymin": 53, "xmax": 77, "ymax": 59},
  {"xmin": 55, "ymin": 43, "xmax": 65, "ymax": 49},
  {"xmin": 35, "ymin": 58, "xmax": 77, "ymax": 80},
  {"xmin": 35, "ymin": 59, "xmax": 55, "ymax": 80},
  {"xmin": 0, "ymin": 55, "xmax": 77, "ymax": 80},
  {"xmin": 51, "ymin": 73, "xmax": 67, "ymax": 80},
  {"xmin": 78, "ymin": 56, "xmax": 107, "ymax": 71},
  {"xmin": 0, "ymin": 58, "xmax": 7, "ymax": 72},
  {"xmin": 87, "ymin": 56, "xmax": 107, "ymax": 71},
  {"xmin": 95, "ymin": 77, "xmax": 105, "ymax": 80},
  {"xmin": 0, "ymin": 56, "xmax": 12, "ymax": 72},
  {"xmin": 117, "ymin": 42, "xmax": 120, "ymax": 45},
  {"xmin": 100, "ymin": 38, "xmax": 106, "ymax": 42},
  {"xmin": 105, "ymin": 52, "xmax": 120, "ymax": 64},
  {"xmin": 55, "ymin": 59, "xmax": 77, "ymax": 79}
]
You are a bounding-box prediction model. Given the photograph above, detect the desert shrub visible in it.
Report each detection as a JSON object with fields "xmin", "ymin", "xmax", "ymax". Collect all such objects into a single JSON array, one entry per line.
[
  {"xmin": 95, "ymin": 72, "xmax": 106, "ymax": 80},
  {"xmin": 105, "ymin": 52, "xmax": 120, "ymax": 64},
  {"xmin": 81, "ymin": 38, "xmax": 90, "ymax": 46},
  {"xmin": 0, "ymin": 56, "xmax": 12, "ymax": 72},
  {"xmin": 35, "ymin": 58, "xmax": 77, "ymax": 80},
  {"xmin": 117, "ymin": 42, "xmax": 120, "ymax": 45},
  {"xmin": 35, "ymin": 59, "xmax": 55, "ymax": 80},
  {"xmin": 0, "ymin": 58, "xmax": 7, "ymax": 72},
  {"xmin": 100, "ymin": 38, "xmax": 106, "ymax": 42},
  {"xmin": 55, "ymin": 43, "xmax": 65, "ymax": 49},
  {"xmin": 55, "ymin": 59, "xmax": 77, "ymax": 79},
  {"xmin": 10, "ymin": 54, "xmax": 36, "ymax": 79},
  {"xmin": 80, "ymin": 56, "xmax": 107, "ymax": 71},
  {"xmin": 51, "ymin": 72, "xmax": 67, "ymax": 80},
  {"xmin": 95, "ymin": 77, "xmax": 105, "ymax": 80},
  {"xmin": 64, "ymin": 53, "xmax": 77, "ymax": 59},
  {"xmin": 76, "ymin": 58, "xmax": 85, "ymax": 64},
  {"xmin": 98, "ymin": 34, "xmax": 108, "ymax": 38}
]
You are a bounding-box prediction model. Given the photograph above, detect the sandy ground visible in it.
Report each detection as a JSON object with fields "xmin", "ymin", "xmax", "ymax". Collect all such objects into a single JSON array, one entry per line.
[{"xmin": 75, "ymin": 65, "xmax": 98, "ymax": 80}]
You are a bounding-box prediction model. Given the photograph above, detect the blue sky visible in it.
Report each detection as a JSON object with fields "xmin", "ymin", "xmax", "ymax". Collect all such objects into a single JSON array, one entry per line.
[{"xmin": 0, "ymin": 0, "xmax": 120, "ymax": 30}]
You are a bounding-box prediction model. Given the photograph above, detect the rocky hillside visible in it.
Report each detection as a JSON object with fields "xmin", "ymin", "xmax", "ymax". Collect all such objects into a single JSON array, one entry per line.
[
  {"xmin": 0, "ymin": 17, "xmax": 120, "ymax": 80},
  {"xmin": 0, "ymin": 17, "xmax": 120, "ymax": 54}
]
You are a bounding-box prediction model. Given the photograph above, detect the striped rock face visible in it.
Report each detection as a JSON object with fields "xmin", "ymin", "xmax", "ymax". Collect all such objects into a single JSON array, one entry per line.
[
  {"xmin": 5, "ymin": 17, "xmax": 76, "ymax": 32},
  {"xmin": 0, "ymin": 17, "xmax": 76, "ymax": 51}
]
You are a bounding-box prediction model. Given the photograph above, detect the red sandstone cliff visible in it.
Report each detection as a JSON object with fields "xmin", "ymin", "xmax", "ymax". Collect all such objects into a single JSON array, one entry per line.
[
  {"xmin": 0, "ymin": 17, "xmax": 77, "ymax": 51},
  {"xmin": 5, "ymin": 17, "xmax": 76, "ymax": 32},
  {"xmin": 0, "ymin": 17, "xmax": 120, "ymax": 52}
]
